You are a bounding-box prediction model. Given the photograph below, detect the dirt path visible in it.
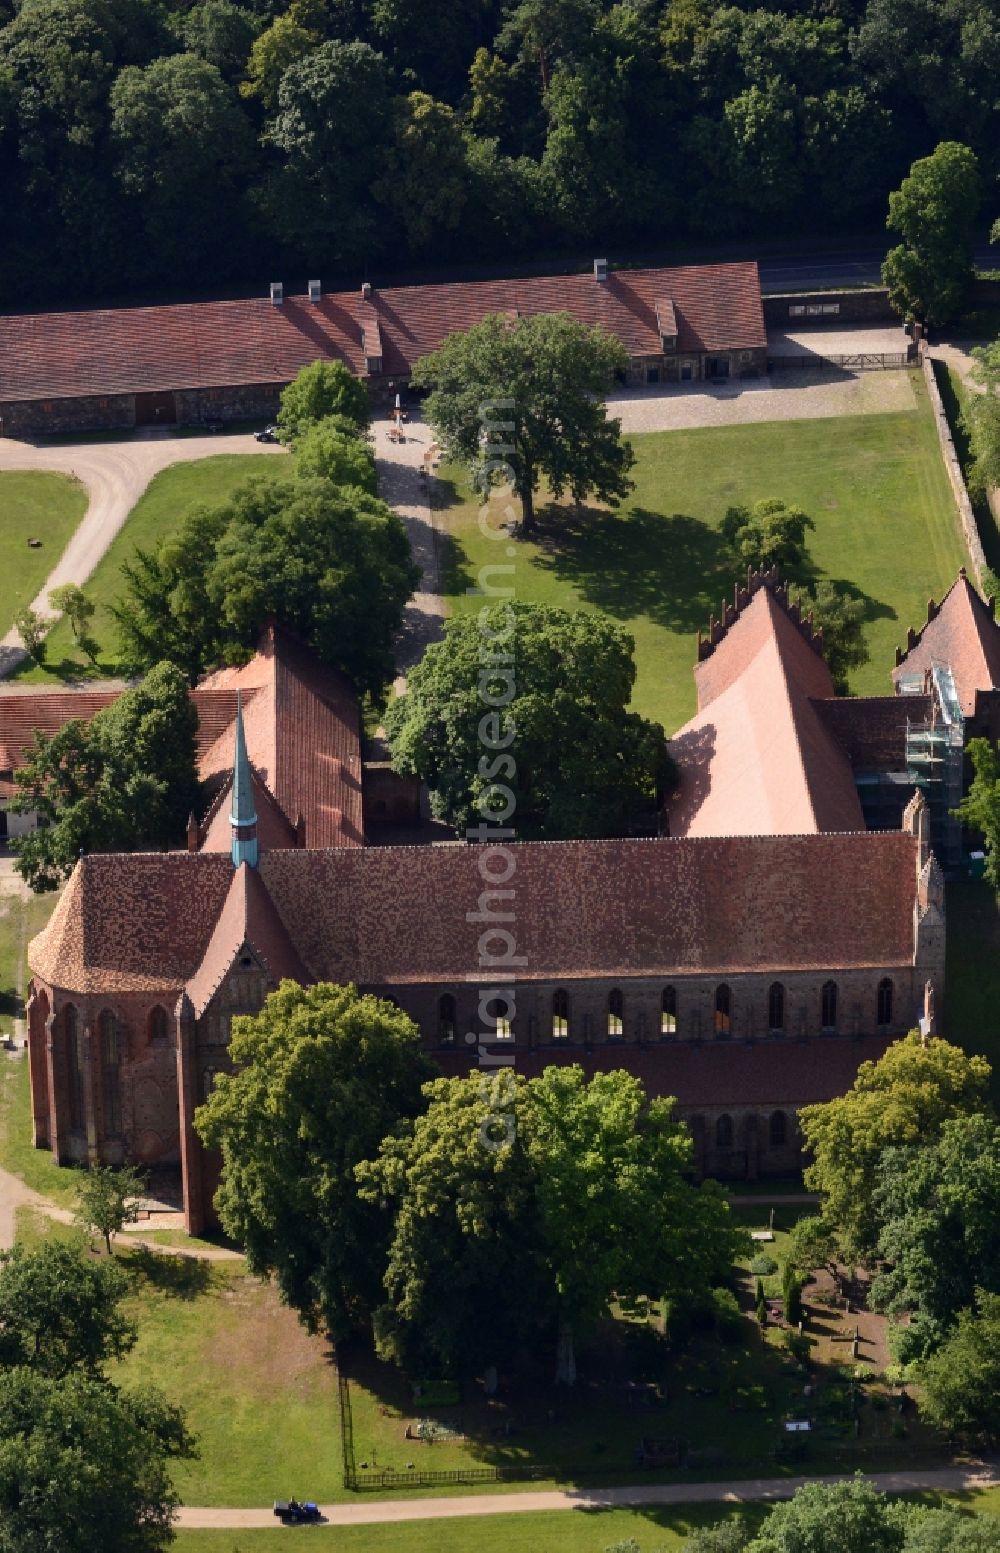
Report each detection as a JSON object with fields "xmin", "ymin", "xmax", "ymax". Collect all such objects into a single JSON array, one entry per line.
[
  {"xmin": 0, "ymin": 429, "xmax": 287, "ymax": 673},
  {"xmin": 174, "ymin": 1463, "xmax": 1000, "ymax": 1529}
]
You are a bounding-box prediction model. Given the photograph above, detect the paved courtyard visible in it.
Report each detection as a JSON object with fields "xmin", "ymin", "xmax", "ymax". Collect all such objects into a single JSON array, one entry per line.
[{"xmin": 609, "ymin": 365, "xmax": 917, "ymax": 434}]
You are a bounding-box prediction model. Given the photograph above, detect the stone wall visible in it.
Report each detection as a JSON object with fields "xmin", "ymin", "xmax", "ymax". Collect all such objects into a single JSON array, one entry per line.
[
  {"xmin": 923, "ymin": 350, "xmax": 987, "ymax": 589},
  {"xmin": 762, "ymin": 289, "xmax": 898, "ymax": 325},
  {"xmin": 0, "ymin": 393, "xmax": 135, "ymax": 437},
  {"xmin": 175, "ymin": 383, "xmax": 284, "ymax": 426}
]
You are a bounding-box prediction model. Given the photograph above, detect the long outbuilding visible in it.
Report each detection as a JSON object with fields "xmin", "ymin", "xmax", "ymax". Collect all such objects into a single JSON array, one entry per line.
[{"xmin": 0, "ymin": 261, "xmax": 767, "ymax": 436}]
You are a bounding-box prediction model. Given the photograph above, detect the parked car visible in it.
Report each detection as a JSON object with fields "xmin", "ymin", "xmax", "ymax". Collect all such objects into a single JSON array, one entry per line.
[
  {"xmin": 273, "ymin": 1499, "xmax": 322, "ymax": 1524},
  {"xmin": 255, "ymin": 424, "xmax": 279, "ymax": 443}
]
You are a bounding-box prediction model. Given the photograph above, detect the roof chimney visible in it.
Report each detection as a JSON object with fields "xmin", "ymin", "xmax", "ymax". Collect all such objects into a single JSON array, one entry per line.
[
  {"xmin": 594, "ymin": 258, "xmax": 608, "ymax": 282},
  {"xmin": 361, "ymin": 281, "xmax": 372, "ymax": 301},
  {"xmin": 269, "ymin": 281, "xmax": 283, "ymax": 306},
  {"xmin": 307, "ymin": 278, "xmax": 321, "ymax": 303}
]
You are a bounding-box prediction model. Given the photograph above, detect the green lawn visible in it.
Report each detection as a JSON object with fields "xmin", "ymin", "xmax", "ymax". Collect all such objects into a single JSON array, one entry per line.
[
  {"xmin": 19, "ymin": 453, "xmax": 287, "ymax": 680},
  {"xmin": 111, "ymin": 1254, "xmax": 342, "ymax": 1508},
  {"xmin": 0, "ymin": 471, "xmax": 88, "ymax": 636},
  {"xmin": 438, "ymin": 376, "xmax": 966, "ymax": 732}
]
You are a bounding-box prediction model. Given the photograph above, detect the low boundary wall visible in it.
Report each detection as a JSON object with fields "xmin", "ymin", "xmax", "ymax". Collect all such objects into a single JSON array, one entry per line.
[{"xmin": 922, "ymin": 347, "xmax": 987, "ymax": 588}]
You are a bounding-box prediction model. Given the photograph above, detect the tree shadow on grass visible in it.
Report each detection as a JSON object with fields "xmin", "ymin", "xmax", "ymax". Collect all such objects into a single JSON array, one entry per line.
[
  {"xmin": 530, "ymin": 504, "xmax": 734, "ymax": 634},
  {"xmin": 127, "ymin": 1244, "xmax": 212, "ymax": 1300}
]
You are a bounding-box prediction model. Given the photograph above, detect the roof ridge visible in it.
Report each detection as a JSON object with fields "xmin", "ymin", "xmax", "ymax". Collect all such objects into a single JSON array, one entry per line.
[{"xmin": 697, "ymin": 565, "xmax": 824, "ymax": 665}]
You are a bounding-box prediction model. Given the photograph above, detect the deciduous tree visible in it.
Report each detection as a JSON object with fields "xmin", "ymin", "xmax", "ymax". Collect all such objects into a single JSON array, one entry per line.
[
  {"xmin": 276, "ymin": 359, "xmax": 370, "ymax": 442},
  {"xmin": 882, "ymin": 141, "xmax": 981, "ymax": 326},
  {"xmin": 0, "ymin": 1367, "xmax": 188, "ymax": 1553},
  {"xmin": 799, "ymin": 1032, "xmax": 992, "ymax": 1259},
  {"xmin": 917, "ymin": 1290, "xmax": 1000, "ymax": 1442},
  {"xmin": 11, "ymin": 661, "xmax": 199, "ymax": 891},
  {"xmin": 195, "ymin": 981, "xmax": 435, "ymax": 1338},
  {"xmin": 384, "ymin": 602, "xmax": 671, "ymax": 839},
  {"xmin": 75, "ymin": 1164, "xmax": 149, "ymax": 1256},
  {"xmin": 411, "ymin": 311, "xmax": 634, "ymax": 533},
  {"xmin": 954, "ymin": 737, "xmax": 1000, "ymax": 888},
  {"xmin": 0, "ymin": 1239, "xmax": 137, "ymax": 1378},
  {"xmin": 292, "ymin": 414, "xmax": 377, "ymax": 493},
  {"xmin": 721, "ymin": 498, "xmax": 814, "ymax": 571}
]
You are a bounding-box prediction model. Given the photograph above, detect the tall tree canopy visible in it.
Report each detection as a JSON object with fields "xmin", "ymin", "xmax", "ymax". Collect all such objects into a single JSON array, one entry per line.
[
  {"xmin": 882, "ymin": 141, "xmax": 981, "ymax": 325},
  {"xmin": 916, "ymin": 1290, "xmax": 1000, "ymax": 1443},
  {"xmin": 798, "ymin": 1032, "xmax": 992, "ymax": 1259},
  {"xmin": 195, "ymin": 981, "xmax": 435, "ymax": 1338},
  {"xmin": 113, "ymin": 476, "xmax": 417, "ymax": 695},
  {"xmin": 384, "ymin": 602, "xmax": 672, "ymax": 839},
  {"xmin": 410, "ymin": 311, "xmax": 635, "ymax": 532},
  {"xmin": 11, "ymin": 661, "xmax": 199, "ymax": 891},
  {"xmin": 358, "ymin": 1065, "xmax": 744, "ymax": 1382},
  {"xmin": 276, "ymin": 359, "xmax": 370, "ymax": 443},
  {"xmin": 954, "ymin": 737, "xmax": 1000, "ymax": 887},
  {"xmin": 870, "ymin": 1113, "xmax": 1000, "ymax": 1361}
]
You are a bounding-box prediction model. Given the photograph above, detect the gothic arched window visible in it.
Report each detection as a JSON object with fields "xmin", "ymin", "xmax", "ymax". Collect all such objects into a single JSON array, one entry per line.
[
  {"xmin": 716, "ymin": 1113, "xmax": 734, "ymax": 1148},
  {"xmin": 661, "ymin": 986, "xmax": 677, "ymax": 1037},
  {"xmin": 714, "ymin": 985, "xmax": 731, "ymax": 1038},
  {"xmin": 65, "ymin": 1004, "xmax": 84, "ymax": 1132},
  {"xmin": 438, "ymin": 993, "xmax": 456, "ymax": 1046},
  {"xmin": 768, "ymin": 982, "xmax": 785, "ymax": 1034},
  {"xmin": 552, "ymin": 989, "xmax": 569, "ymax": 1040},
  {"xmin": 607, "ymin": 988, "xmax": 624, "ymax": 1039},
  {"xmin": 99, "ymin": 1009, "xmax": 122, "ymax": 1138},
  {"xmin": 148, "ymin": 1006, "xmax": 169, "ymax": 1045},
  {"xmin": 877, "ymin": 978, "xmax": 894, "ymax": 1029},
  {"xmin": 821, "ymin": 980, "xmax": 838, "ymax": 1032},
  {"xmin": 769, "ymin": 1110, "xmax": 787, "ymax": 1148}
]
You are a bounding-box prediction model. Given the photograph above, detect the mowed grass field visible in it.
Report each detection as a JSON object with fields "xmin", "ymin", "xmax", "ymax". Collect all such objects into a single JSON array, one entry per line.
[
  {"xmin": 439, "ymin": 375, "xmax": 966, "ymax": 732},
  {"xmin": 0, "ymin": 471, "xmax": 88, "ymax": 635},
  {"xmin": 18, "ymin": 453, "xmax": 286, "ymax": 679}
]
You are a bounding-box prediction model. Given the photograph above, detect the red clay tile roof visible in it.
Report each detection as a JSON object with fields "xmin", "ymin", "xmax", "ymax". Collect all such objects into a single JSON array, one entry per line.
[
  {"xmin": 434, "ymin": 1033, "xmax": 896, "ymax": 1108},
  {"xmin": 669, "ymin": 589, "xmax": 864, "ymax": 837},
  {"xmin": 0, "ymin": 683, "xmax": 257, "ymax": 774},
  {"xmin": 198, "ymin": 624, "xmax": 363, "ymax": 848},
  {"xmin": 893, "ymin": 571, "xmax": 1000, "ymax": 716},
  {"xmin": 0, "ymin": 686, "xmax": 126, "ymax": 770},
  {"xmin": 29, "ymin": 831, "xmax": 918, "ymax": 1000},
  {"xmin": 0, "ymin": 263, "xmax": 766, "ymax": 402},
  {"xmin": 198, "ymin": 769, "xmax": 298, "ymax": 853},
  {"xmin": 185, "ymin": 862, "xmax": 308, "ymax": 1016}
]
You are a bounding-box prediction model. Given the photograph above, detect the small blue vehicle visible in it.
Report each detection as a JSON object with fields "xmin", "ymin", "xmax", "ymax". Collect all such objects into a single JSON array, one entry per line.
[{"xmin": 273, "ymin": 1498, "xmax": 322, "ymax": 1524}]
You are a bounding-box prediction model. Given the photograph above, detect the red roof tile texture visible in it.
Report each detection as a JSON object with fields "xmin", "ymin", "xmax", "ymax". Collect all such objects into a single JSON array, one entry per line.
[
  {"xmin": 185, "ymin": 862, "xmax": 308, "ymax": 1016},
  {"xmin": 669, "ymin": 589, "xmax": 864, "ymax": 837},
  {"xmin": 198, "ymin": 624, "xmax": 363, "ymax": 848},
  {"xmin": 893, "ymin": 572, "xmax": 1000, "ymax": 716},
  {"xmin": 0, "ymin": 687, "xmax": 125, "ymax": 770},
  {"xmin": 0, "ymin": 263, "xmax": 766, "ymax": 402},
  {"xmin": 30, "ymin": 831, "xmax": 918, "ymax": 998}
]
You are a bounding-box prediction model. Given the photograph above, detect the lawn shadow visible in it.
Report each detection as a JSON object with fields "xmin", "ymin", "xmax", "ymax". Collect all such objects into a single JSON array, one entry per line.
[
  {"xmin": 530, "ymin": 503, "xmax": 732, "ymax": 633},
  {"xmin": 127, "ymin": 1244, "xmax": 212, "ymax": 1300}
]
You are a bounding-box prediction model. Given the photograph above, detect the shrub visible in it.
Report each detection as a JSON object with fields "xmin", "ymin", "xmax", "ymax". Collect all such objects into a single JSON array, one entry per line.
[{"xmin": 750, "ymin": 1253, "xmax": 778, "ymax": 1277}]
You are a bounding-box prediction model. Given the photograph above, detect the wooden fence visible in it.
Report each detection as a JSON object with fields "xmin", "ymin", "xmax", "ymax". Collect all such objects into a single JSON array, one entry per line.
[{"xmin": 768, "ymin": 352, "xmax": 910, "ymax": 372}]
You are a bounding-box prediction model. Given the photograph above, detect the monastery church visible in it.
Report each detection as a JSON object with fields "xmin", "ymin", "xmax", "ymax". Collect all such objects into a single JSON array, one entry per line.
[{"xmin": 15, "ymin": 568, "xmax": 999, "ymax": 1233}]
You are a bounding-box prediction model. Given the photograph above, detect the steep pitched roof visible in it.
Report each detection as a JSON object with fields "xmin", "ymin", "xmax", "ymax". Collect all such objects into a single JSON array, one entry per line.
[
  {"xmin": 0, "ymin": 263, "xmax": 766, "ymax": 401},
  {"xmin": 892, "ymin": 570, "xmax": 1000, "ymax": 715},
  {"xmin": 198, "ymin": 624, "xmax": 363, "ymax": 847},
  {"xmin": 669, "ymin": 588, "xmax": 864, "ymax": 837},
  {"xmin": 28, "ymin": 833, "xmax": 919, "ymax": 1000},
  {"xmin": 184, "ymin": 863, "xmax": 308, "ymax": 1016}
]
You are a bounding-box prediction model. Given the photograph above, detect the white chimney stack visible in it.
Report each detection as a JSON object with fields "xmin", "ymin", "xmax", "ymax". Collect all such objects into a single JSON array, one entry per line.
[
  {"xmin": 307, "ymin": 278, "xmax": 321, "ymax": 303},
  {"xmin": 594, "ymin": 258, "xmax": 608, "ymax": 282},
  {"xmin": 270, "ymin": 282, "xmax": 284, "ymax": 306},
  {"xmin": 361, "ymin": 281, "xmax": 372, "ymax": 301}
]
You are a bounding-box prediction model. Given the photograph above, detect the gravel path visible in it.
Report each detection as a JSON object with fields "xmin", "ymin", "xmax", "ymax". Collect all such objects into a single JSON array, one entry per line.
[
  {"xmin": 373, "ymin": 413, "xmax": 447, "ymax": 683},
  {"xmin": 0, "ymin": 429, "xmax": 287, "ymax": 674},
  {"xmin": 609, "ymin": 368, "xmax": 916, "ymax": 434},
  {"xmin": 174, "ymin": 1463, "xmax": 1000, "ymax": 1529}
]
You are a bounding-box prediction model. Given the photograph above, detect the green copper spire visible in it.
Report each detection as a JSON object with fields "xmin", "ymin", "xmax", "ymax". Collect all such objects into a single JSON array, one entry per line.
[{"xmin": 230, "ymin": 691, "xmax": 258, "ymax": 868}]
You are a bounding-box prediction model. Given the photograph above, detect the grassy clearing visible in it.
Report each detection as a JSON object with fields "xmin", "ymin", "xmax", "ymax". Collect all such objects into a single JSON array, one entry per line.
[
  {"xmin": 111, "ymin": 1254, "xmax": 341, "ymax": 1508},
  {"xmin": 171, "ymin": 1489, "xmax": 1000, "ymax": 1553},
  {"xmin": 0, "ymin": 471, "xmax": 88, "ymax": 636},
  {"xmin": 0, "ymin": 888, "xmax": 54, "ymax": 1040},
  {"xmin": 18, "ymin": 453, "xmax": 287, "ymax": 680},
  {"xmin": 438, "ymin": 378, "xmax": 965, "ymax": 732}
]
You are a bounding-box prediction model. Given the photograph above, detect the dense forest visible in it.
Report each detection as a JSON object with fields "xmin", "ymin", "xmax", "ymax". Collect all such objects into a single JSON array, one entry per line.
[{"xmin": 0, "ymin": 0, "xmax": 998, "ymax": 307}]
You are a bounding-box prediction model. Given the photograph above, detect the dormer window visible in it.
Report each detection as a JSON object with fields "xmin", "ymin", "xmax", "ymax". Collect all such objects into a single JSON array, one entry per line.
[{"xmin": 655, "ymin": 297, "xmax": 678, "ymax": 353}]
